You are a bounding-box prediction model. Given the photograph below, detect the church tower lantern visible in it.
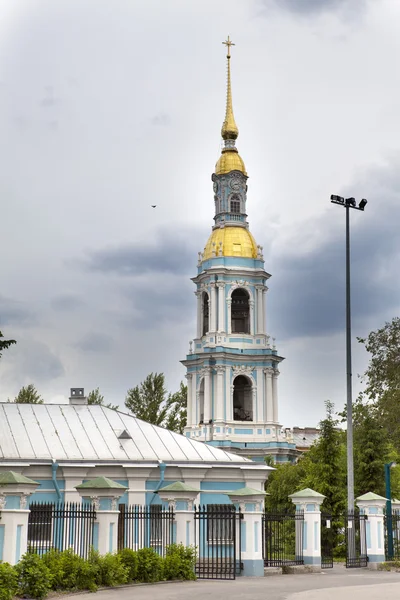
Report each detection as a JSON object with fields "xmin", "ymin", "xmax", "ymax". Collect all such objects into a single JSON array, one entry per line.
[{"xmin": 182, "ymin": 38, "xmax": 296, "ymax": 463}]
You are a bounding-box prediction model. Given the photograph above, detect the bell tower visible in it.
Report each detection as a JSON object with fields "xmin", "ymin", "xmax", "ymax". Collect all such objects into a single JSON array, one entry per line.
[{"xmin": 182, "ymin": 39, "xmax": 296, "ymax": 463}]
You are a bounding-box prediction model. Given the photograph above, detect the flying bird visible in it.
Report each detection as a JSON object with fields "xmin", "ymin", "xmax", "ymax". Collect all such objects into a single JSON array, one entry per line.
[{"xmin": 151, "ymin": 205, "xmax": 157, "ymax": 208}]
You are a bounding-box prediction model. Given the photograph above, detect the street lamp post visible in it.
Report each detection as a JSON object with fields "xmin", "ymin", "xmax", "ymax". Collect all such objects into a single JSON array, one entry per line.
[
  {"xmin": 330, "ymin": 195, "xmax": 367, "ymax": 512},
  {"xmin": 385, "ymin": 461, "xmax": 396, "ymax": 560}
]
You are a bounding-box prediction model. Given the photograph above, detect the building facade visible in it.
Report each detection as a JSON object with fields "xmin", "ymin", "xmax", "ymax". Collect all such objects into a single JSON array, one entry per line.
[{"xmin": 183, "ymin": 39, "xmax": 296, "ymax": 463}]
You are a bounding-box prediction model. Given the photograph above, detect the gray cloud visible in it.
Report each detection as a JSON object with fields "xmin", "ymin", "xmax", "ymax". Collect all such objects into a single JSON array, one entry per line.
[
  {"xmin": 269, "ymin": 163, "xmax": 400, "ymax": 341},
  {"xmin": 51, "ymin": 294, "xmax": 85, "ymax": 312},
  {"xmin": 11, "ymin": 339, "xmax": 65, "ymax": 383},
  {"xmin": 74, "ymin": 332, "xmax": 113, "ymax": 353},
  {"xmin": 86, "ymin": 232, "xmax": 199, "ymax": 277},
  {"xmin": 40, "ymin": 86, "xmax": 59, "ymax": 108},
  {"xmin": 261, "ymin": 0, "xmax": 367, "ymax": 16},
  {"xmin": 0, "ymin": 296, "xmax": 36, "ymax": 327}
]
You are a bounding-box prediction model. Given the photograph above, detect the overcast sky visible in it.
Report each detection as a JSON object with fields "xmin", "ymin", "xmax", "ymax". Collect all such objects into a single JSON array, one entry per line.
[{"xmin": 1, "ymin": 0, "xmax": 399, "ymax": 427}]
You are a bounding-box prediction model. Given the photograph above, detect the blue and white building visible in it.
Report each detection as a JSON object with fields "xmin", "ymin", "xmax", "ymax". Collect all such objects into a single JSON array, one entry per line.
[{"xmin": 183, "ymin": 40, "xmax": 296, "ymax": 463}]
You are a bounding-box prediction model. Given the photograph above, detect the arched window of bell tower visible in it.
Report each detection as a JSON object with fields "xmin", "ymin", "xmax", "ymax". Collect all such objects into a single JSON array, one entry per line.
[
  {"xmin": 202, "ymin": 292, "xmax": 209, "ymax": 336},
  {"xmin": 230, "ymin": 195, "xmax": 240, "ymax": 214},
  {"xmin": 231, "ymin": 288, "xmax": 250, "ymax": 334},
  {"xmin": 233, "ymin": 375, "xmax": 253, "ymax": 421},
  {"xmin": 199, "ymin": 379, "xmax": 205, "ymax": 423}
]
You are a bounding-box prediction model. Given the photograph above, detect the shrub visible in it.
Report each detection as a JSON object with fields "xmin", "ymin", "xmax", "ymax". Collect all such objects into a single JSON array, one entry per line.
[
  {"xmin": 163, "ymin": 544, "xmax": 196, "ymax": 581},
  {"xmin": 135, "ymin": 547, "xmax": 164, "ymax": 583},
  {"xmin": 118, "ymin": 548, "xmax": 138, "ymax": 582},
  {"xmin": 15, "ymin": 553, "xmax": 52, "ymax": 600},
  {"xmin": 42, "ymin": 549, "xmax": 97, "ymax": 592},
  {"xmin": 89, "ymin": 550, "xmax": 128, "ymax": 587},
  {"xmin": 0, "ymin": 562, "xmax": 18, "ymax": 600}
]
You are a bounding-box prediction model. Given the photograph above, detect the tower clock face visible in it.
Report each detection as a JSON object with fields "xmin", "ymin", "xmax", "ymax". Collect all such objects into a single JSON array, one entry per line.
[{"xmin": 230, "ymin": 176, "xmax": 240, "ymax": 191}]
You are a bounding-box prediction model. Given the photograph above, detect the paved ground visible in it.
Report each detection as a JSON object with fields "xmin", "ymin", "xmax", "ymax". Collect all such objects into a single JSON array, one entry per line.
[{"xmin": 67, "ymin": 565, "xmax": 400, "ymax": 600}]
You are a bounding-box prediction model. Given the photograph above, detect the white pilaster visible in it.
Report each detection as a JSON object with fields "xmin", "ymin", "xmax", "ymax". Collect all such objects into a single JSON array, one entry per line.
[
  {"xmin": 272, "ymin": 369, "xmax": 279, "ymax": 424},
  {"xmin": 186, "ymin": 373, "xmax": 193, "ymax": 426},
  {"xmin": 210, "ymin": 283, "xmax": 217, "ymax": 332},
  {"xmin": 264, "ymin": 368, "xmax": 274, "ymax": 423},
  {"xmin": 196, "ymin": 292, "xmax": 202, "ymax": 338},
  {"xmin": 256, "ymin": 286, "xmax": 263, "ymax": 334},
  {"xmin": 227, "ymin": 298, "xmax": 232, "ymax": 334},
  {"xmin": 263, "ymin": 287, "xmax": 268, "ymax": 334},
  {"xmin": 225, "ymin": 368, "xmax": 231, "ymax": 421},
  {"xmin": 256, "ymin": 367, "xmax": 264, "ymax": 422},
  {"xmin": 203, "ymin": 369, "xmax": 211, "ymax": 423},
  {"xmin": 249, "ymin": 299, "xmax": 255, "ymax": 335},
  {"xmin": 191, "ymin": 376, "xmax": 197, "ymax": 426},
  {"xmin": 215, "ymin": 367, "xmax": 225, "ymax": 421},
  {"xmin": 217, "ymin": 282, "xmax": 225, "ymax": 332}
]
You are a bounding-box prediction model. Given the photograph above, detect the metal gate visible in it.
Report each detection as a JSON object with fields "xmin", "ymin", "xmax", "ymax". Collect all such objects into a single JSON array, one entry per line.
[
  {"xmin": 194, "ymin": 504, "xmax": 242, "ymax": 579},
  {"xmin": 321, "ymin": 513, "xmax": 334, "ymax": 569},
  {"xmin": 345, "ymin": 512, "xmax": 367, "ymax": 568},
  {"xmin": 262, "ymin": 510, "xmax": 304, "ymax": 567},
  {"xmin": 385, "ymin": 510, "xmax": 400, "ymax": 560},
  {"xmin": 117, "ymin": 504, "xmax": 174, "ymax": 555}
]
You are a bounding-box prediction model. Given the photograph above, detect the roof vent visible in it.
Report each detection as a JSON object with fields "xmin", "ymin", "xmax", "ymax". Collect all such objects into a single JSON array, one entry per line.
[
  {"xmin": 69, "ymin": 388, "xmax": 87, "ymax": 405},
  {"xmin": 118, "ymin": 429, "xmax": 132, "ymax": 440}
]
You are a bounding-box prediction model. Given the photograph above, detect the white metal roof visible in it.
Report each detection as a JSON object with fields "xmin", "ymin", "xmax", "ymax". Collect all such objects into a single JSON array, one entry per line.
[{"xmin": 0, "ymin": 403, "xmax": 251, "ymax": 465}]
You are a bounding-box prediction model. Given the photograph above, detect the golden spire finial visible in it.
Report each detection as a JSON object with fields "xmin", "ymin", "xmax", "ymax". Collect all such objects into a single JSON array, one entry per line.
[{"xmin": 221, "ymin": 36, "xmax": 239, "ymax": 141}]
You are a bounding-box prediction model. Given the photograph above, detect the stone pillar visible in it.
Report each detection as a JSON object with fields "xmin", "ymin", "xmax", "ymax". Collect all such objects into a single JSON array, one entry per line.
[
  {"xmin": 256, "ymin": 286, "xmax": 263, "ymax": 334},
  {"xmin": 196, "ymin": 292, "xmax": 202, "ymax": 338},
  {"xmin": 0, "ymin": 472, "xmax": 38, "ymax": 565},
  {"xmin": 356, "ymin": 492, "xmax": 387, "ymax": 568},
  {"xmin": 289, "ymin": 488, "xmax": 325, "ymax": 571},
  {"xmin": 227, "ymin": 298, "xmax": 232, "ymax": 334},
  {"xmin": 76, "ymin": 477, "xmax": 128, "ymax": 555},
  {"xmin": 215, "ymin": 367, "xmax": 225, "ymax": 421},
  {"xmin": 272, "ymin": 369, "xmax": 279, "ymax": 424},
  {"xmin": 216, "ymin": 282, "xmax": 225, "ymax": 332},
  {"xmin": 264, "ymin": 368, "xmax": 274, "ymax": 423},
  {"xmin": 210, "ymin": 283, "xmax": 217, "ymax": 332},
  {"xmin": 256, "ymin": 367, "xmax": 264, "ymax": 422},
  {"xmin": 249, "ymin": 299, "xmax": 255, "ymax": 335},
  {"xmin": 263, "ymin": 287, "xmax": 268, "ymax": 334},
  {"xmin": 228, "ymin": 487, "xmax": 266, "ymax": 577},
  {"xmin": 203, "ymin": 368, "xmax": 211, "ymax": 423},
  {"xmin": 186, "ymin": 373, "xmax": 193, "ymax": 427},
  {"xmin": 157, "ymin": 482, "xmax": 199, "ymax": 548}
]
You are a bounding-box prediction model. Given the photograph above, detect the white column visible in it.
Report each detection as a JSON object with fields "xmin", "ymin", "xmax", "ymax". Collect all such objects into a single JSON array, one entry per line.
[
  {"xmin": 225, "ymin": 368, "xmax": 232, "ymax": 421},
  {"xmin": 256, "ymin": 367, "xmax": 264, "ymax": 423},
  {"xmin": 289, "ymin": 489, "xmax": 325, "ymax": 571},
  {"xmin": 256, "ymin": 286, "xmax": 263, "ymax": 334},
  {"xmin": 249, "ymin": 299, "xmax": 255, "ymax": 335},
  {"xmin": 196, "ymin": 292, "xmax": 202, "ymax": 338},
  {"xmin": 227, "ymin": 298, "xmax": 232, "ymax": 334},
  {"xmin": 215, "ymin": 367, "xmax": 225, "ymax": 421},
  {"xmin": 210, "ymin": 284, "xmax": 217, "ymax": 332},
  {"xmin": 157, "ymin": 492, "xmax": 198, "ymax": 548},
  {"xmin": 356, "ymin": 493, "xmax": 387, "ymax": 567},
  {"xmin": 0, "ymin": 508, "xmax": 30, "ymax": 565},
  {"xmin": 262, "ymin": 287, "xmax": 268, "ymax": 334},
  {"xmin": 94, "ymin": 507, "xmax": 120, "ymax": 555},
  {"xmin": 217, "ymin": 283, "xmax": 225, "ymax": 332},
  {"xmin": 186, "ymin": 373, "xmax": 192, "ymax": 426},
  {"xmin": 203, "ymin": 369, "xmax": 211, "ymax": 423},
  {"xmin": 264, "ymin": 368, "xmax": 273, "ymax": 423},
  {"xmin": 228, "ymin": 492, "xmax": 266, "ymax": 577},
  {"xmin": 191, "ymin": 377, "xmax": 197, "ymax": 426},
  {"xmin": 272, "ymin": 369, "xmax": 279, "ymax": 424}
]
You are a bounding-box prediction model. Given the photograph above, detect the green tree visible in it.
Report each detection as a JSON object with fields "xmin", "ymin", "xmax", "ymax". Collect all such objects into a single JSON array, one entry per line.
[
  {"xmin": 358, "ymin": 317, "xmax": 400, "ymax": 451},
  {"xmin": 300, "ymin": 400, "xmax": 346, "ymax": 515},
  {"xmin": 87, "ymin": 387, "xmax": 119, "ymax": 411},
  {"xmin": 14, "ymin": 384, "xmax": 43, "ymax": 404},
  {"xmin": 164, "ymin": 381, "xmax": 187, "ymax": 434},
  {"xmin": 125, "ymin": 373, "xmax": 169, "ymax": 426},
  {"xmin": 0, "ymin": 330, "xmax": 16, "ymax": 358},
  {"xmin": 265, "ymin": 461, "xmax": 307, "ymax": 512}
]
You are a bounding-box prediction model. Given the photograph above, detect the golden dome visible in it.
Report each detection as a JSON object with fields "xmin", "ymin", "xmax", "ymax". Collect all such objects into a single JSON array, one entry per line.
[
  {"xmin": 203, "ymin": 227, "xmax": 258, "ymax": 260},
  {"xmin": 215, "ymin": 150, "xmax": 247, "ymax": 176}
]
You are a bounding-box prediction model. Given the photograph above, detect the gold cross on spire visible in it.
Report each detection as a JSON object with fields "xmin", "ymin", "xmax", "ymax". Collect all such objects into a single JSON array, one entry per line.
[{"xmin": 222, "ymin": 36, "xmax": 235, "ymax": 58}]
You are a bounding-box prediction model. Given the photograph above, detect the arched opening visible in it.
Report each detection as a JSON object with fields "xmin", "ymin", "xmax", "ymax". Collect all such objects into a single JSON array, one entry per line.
[
  {"xmin": 230, "ymin": 195, "xmax": 240, "ymax": 214},
  {"xmin": 202, "ymin": 292, "xmax": 209, "ymax": 336},
  {"xmin": 231, "ymin": 288, "xmax": 250, "ymax": 334},
  {"xmin": 233, "ymin": 375, "xmax": 253, "ymax": 421},
  {"xmin": 199, "ymin": 379, "xmax": 204, "ymax": 424}
]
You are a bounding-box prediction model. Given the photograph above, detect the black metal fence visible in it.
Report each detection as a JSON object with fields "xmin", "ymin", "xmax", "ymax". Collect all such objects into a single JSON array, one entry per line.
[
  {"xmin": 117, "ymin": 504, "xmax": 174, "ymax": 556},
  {"xmin": 384, "ymin": 510, "xmax": 400, "ymax": 560},
  {"xmin": 27, "ymin": 502, "xmax": 96, "ymax": 559},
  {"xmin": 345, "ymin": 511, "xmax": 367, "ymax": 568},
  {"xmin": 194, "ymin": 504, "xmax": 242, "ymax": 580},
  {"xmin": 262, "ymin": 510, "xmax": 304, "ymax": 567},
  {"xmin": 321, "ymin": 513, "xmax": 334, "ymax": 569}
]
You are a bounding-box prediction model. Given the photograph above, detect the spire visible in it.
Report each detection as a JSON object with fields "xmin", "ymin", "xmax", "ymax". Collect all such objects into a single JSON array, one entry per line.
[{"xmin": 221, "ymin": 36, "xmax": 239, "ymax": 142}]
